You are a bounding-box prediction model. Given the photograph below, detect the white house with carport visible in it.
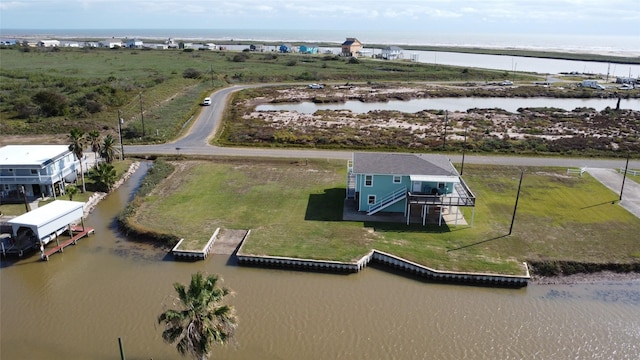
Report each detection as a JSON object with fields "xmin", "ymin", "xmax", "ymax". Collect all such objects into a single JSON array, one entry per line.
[
  {"xmin": 346, "ymin": 152, "xmax": 476, "ymax": 226},
  {"xmin": 125, "ymin": 38, "xmax": 143, "ymax": 48},
  {"xmin": 100, "ymin": 39, "xmax": 122, "ymax": 48},
  {"xmin": 381, "ymin": 46, "xmax": 404, "ymax": 60},
  {"xmin": 0, "ymin": 145, "xmax": 86, "ymax": 202},
  {"xmin": 4, "ymin": 200, "xmax": 85, "ymax": 257},
  {"xmin": 37, "ymin": 40, "xmax": 60, "ymax": 47}
]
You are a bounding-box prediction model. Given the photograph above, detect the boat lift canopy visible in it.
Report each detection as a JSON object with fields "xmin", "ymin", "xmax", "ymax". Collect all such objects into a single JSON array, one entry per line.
[{"xmin": 7, "ymin": 200, "xmax": 84, "ymax": 241}]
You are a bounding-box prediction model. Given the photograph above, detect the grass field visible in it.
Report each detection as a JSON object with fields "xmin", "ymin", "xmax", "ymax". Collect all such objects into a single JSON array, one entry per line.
[
  {"xmin": 1, "ymin": 46, "xmax": 523, "ymax": 143},
  {"xmin": 130, "ymin": 158, "xmax": 640, "ymax": 275}
]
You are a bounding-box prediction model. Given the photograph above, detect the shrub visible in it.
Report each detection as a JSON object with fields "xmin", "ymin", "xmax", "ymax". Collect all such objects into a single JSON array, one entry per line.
[{"xmin": 182, "ymin": 67, "xmax": 202, "ymax": 79}]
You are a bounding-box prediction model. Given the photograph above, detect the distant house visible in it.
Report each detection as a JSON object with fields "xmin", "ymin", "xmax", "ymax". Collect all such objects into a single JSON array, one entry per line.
[
  {"xmin": 279, "ymin": 44, "xmax": 293, "ymax": 53},
  {"xmin": 125, "ymin": 39, "xmax": 143, "ymax": 48},
  {"xmin": 61, "ymin": 41, "xmax": 80, "ymax": 48},
  {"xmin": 616, "ymin": 77, "xmax": 639, "ymax": 85},
  {"xmin": 37, "ymin": 40, "xmax": 60, "ymax": 47},
  {"xmin": 249, "ymin": 44, "xmax": 265, "ymax": 52},
  {"xmin": 179, "ymin": 42, "xmax": 193, "ymax": 49},
  {"xmin": 0, "ymin": 145, "xmax": 87, "ymax": 202},
  {"xmin": 381, "ymin": 46, "xmax": 404, "ymax": 60},
  {"xmin": 100, "ymin": 39, "xmax": 122, "ymax": 48},
  {"xmin": 346, "ymin": 152, "xmax": 476, "ymax": 226},
  {"xmin": 0, "ymin": 39, "xmax": 17, "ymax": 46},
  {"xmin": 341, "ymin": 37, "xmax": 363, "ymax": 57},
  {"xmin": 299, "ymin": 45, "xmax": 319, "ymax": 54}
]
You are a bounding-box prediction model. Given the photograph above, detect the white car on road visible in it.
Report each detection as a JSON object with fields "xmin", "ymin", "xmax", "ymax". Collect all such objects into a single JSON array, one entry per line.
[{"xmin": 202, "ymin": 97, "xmax": 212, "ymax": 106}]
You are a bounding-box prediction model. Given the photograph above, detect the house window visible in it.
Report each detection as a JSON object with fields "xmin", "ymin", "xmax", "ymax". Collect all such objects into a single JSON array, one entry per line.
[
  {"xmin": 393, "ymin": 175, "xmax": 401, "ymax": 184},
  {"xmin": 368, "ymin": 195, "xmax": 376, "ymax": 205},
  {"xmin": 31, "ymin": 169, "xmax": 38, "ymax": 175},
  {"xmin": 365, "ymin": 175, "xmax": 373, "ymax": 187}
]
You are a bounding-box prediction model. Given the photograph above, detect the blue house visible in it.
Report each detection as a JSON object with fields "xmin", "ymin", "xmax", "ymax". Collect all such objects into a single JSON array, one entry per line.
[
  {"xmin": 346, "ymin": 152, "xmax": 476, "ymax": 225},
  {"xmin": 299, "ymin": 45, "xmax": 319, "ymax": 54},
  {"xmin": 279, "ymin": 44, "xmax": 293, "ymax": 53}
]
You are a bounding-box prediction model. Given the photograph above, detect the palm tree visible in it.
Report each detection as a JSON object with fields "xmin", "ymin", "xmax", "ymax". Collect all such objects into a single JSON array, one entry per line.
[
  {"xmin": 158, "ymin": 272, "xmax": 237, "ymax": 360},
  {"xmin": 101, "ymin": 134, "xmax": 119, "ymax": 164},
  {"xmin": 88, "ymin": 130, "xmax": 102, "ymax": 165},
  {"xmin": 68, "ymin": 128, "xmax": 87, "ymax": 193},
  {"xmin": 87, "ymin": 162, "xmax": 117, "ymax": 192},
  {"xmin": 65, "ymin": 185, "xmax": 79, "ymax": 201}
]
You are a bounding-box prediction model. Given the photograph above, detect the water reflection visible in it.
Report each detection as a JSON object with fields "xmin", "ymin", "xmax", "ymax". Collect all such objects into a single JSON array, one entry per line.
[{"xmin": 257, "ymin": 97, "xmax": 640, "ymax": 114}]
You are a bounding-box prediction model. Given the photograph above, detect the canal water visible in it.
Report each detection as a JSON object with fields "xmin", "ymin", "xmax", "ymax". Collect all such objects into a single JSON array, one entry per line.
[
  {"xmin": 1, "ymin": 163, "xmax": 639, "ymax": 359},
  {"xmin": 223, "ymin": 44, "xmax": 640, "ymax": 77},
  {"xmin": 257, "ymin": 97, "xmax": 640, "ymax": 114}
]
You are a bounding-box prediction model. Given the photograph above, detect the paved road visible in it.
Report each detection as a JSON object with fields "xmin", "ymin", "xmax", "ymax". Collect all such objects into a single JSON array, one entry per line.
[
  {"xmin": 125, "ymin": 85, "xmax": 640, "ymax": 170},
  {"xmin": 586, "ymin": 168, "xmax": 640, "ymax": 218}
]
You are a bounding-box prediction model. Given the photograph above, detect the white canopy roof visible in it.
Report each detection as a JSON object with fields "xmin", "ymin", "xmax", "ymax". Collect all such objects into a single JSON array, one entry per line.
[
  {"xmin": 8, "ymin": 200, "xmax": 84, "ymax": 240},
  {"xmin": 410, "ymin": 175, "xmax": 460, "ymax": 183}
]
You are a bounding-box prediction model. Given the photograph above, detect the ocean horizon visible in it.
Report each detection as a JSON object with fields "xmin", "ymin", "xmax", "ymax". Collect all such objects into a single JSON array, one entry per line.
[{"xmin": 2, "ymin": 28, "xmax": 639, "ymax": 56}]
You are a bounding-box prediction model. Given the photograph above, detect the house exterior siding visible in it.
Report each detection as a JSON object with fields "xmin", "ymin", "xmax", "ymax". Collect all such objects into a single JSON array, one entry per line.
[
  {"xmin": 356, "ymin": 173, "xmax": 411, "ymax": 212},
  {"xmin": 0, "ymin": 145, "xmax": 83, "ymax": 200}
]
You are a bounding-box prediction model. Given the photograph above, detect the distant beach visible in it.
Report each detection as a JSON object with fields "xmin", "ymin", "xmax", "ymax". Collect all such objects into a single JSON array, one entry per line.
[{"xmin": 2, "ymin": 28, "xmax": 639, "ymax": 57}]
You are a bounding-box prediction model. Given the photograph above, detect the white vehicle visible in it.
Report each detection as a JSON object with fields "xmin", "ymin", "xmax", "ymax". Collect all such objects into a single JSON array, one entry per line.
[
  {"xmin": 308, "ymin": 83, "xmax": 324, "ymax": 89},
  {"xmin": 619, "ymin": 84, "xmax": 634, "ymax": 90},
  {"xmin": 499, "ymin": 80, "xmax": 513, "ymax": 86},
  {"xmin": 202, "ymin": 97, "xmax": 212, "ymax": 106}
]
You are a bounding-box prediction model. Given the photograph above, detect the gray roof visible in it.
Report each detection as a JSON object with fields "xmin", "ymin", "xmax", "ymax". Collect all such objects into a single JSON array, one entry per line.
[{"xmin": 353, "ymin": 152, "xmax": 459, "ymax": 176}]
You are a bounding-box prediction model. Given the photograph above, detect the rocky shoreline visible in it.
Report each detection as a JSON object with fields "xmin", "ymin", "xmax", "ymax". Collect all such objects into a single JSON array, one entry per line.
[{"xmin": 82, "ymin": 162, "xmax": 140, "ymax": 217}]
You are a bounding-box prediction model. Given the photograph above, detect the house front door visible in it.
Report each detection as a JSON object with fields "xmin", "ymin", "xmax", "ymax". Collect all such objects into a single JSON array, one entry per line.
[{"xmin": 412, "ymin": 181, "xmax": 421, "ymax": 192}]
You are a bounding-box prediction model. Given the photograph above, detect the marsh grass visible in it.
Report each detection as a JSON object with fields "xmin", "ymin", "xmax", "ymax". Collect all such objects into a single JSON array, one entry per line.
[{"xmin": 132, "ymin": 159, "xmax": 640, "ymax": 275}]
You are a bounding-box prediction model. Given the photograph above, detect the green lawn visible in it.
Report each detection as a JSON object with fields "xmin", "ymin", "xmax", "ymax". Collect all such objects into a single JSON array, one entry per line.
[{"xmin": 132, "ymin": 159, "xmax": 640, "ymax": 275}]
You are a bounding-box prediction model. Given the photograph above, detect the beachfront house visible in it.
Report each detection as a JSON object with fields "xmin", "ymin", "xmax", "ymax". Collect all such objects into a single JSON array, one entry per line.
[
  {"xmin": 0, "ymin": 145, "xmax": 86, "ymax": 203},
  {"xmin": 125, "ymin": 38, "xmax": 143, "ymax": 48},
  {"xmin": 346, "ymin": 152, "xmax": 476, "ymax": 226},
  {"xmin": 100, "ymin": 39, "xmax": 122, "ymax": 48},
  {"xmin": 37, "ymin": 40, "xmax": 60, "ymax": 47},
  {"xmin": 279, "ymin": 44, "xmax": 294, "ymax": 53},
  {"xmin": 341, "ymin": 38, "xmax": 363, "ymax": 57},
  {"xmin": 299, "ymin": 45, "xmax": 319, "ymax": 54},
  {"xmin": 381, "ymin": 46, "xmax": 404, "ymax": 60}
]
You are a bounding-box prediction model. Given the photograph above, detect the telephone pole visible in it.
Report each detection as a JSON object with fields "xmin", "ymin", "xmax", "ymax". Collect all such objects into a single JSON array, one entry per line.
[
  {"xmin": 509, "ymin": 171, "xmax": 524, "ymax": 236},
  {"xmin": 117, "ymin": 109, "xmax": 125, "ymax": 160},
  {"xmin": 139, "ymin": 93, "xmax": 145, "ymax": 137}
]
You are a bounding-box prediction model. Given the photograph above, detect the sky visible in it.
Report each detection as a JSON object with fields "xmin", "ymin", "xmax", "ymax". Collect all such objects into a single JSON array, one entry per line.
[{"xmin": 1, "ymin": 0, "xmax": 639, "ymax": 37}]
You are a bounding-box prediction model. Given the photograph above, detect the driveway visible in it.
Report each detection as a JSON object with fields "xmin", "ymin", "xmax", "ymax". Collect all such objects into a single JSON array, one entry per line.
[{"xmin": 586, "ymin": 168, "xmax": 640, "ymax": 218}]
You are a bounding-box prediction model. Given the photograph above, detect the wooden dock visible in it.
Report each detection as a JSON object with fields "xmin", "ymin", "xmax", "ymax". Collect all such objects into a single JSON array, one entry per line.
[{"xmin": 41, "ymin": 227, "xmax": 95, "ymax": 261}]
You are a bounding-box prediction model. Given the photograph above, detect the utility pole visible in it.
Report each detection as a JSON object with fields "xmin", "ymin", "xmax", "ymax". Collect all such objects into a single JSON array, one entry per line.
[
  {"xmin": 509, "ymin": 170, "xmax": 524, "ymax": 236},
  {"xmin": 210, "ymin": 64, "xmax": 214, "ymax": 87},
  {"xmin": 460, "ymin": 127, "xmax": 468, "ymax": 175},
  {"xmin": 620, "ymin": 153, "xmax": 630, "ymax": 201},
  {"xmin": 117, "ymin": 109, "xmax": 125, "ymax": 160},
  {"xmin": 139, "ymin": 92, "xmax": 145, "ymax": 137},
  {"xmin": 442, "ymin": 110, "xmax": 448, "ymax": 150}
]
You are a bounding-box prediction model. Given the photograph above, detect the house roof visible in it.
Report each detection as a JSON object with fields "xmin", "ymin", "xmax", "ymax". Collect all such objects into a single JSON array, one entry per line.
[
  {"xmin": 0, "ymin": 145, "xmax": 71, "ymax": 167},
  {"xmin": 342, "ymin": 38, "xmax": 361, "ymax": 46},
  {"xmin": 353, "ymin": 152, "xmax": 459, "ymax": 177},
  {"xmin": 8, "ymin": 200, "xmax": 84, "ymax": 228}
]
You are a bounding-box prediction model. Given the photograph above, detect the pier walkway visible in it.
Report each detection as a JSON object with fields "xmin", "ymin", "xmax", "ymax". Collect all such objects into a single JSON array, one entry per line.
[{"xmin": 41, "ymin": 226, "xmax": 94, "ymax": 261}]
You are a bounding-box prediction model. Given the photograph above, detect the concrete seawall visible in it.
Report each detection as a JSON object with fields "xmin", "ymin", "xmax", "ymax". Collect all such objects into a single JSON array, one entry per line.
[{"xmin": 236, "ymin": 232, "xmax": 530, "ymax": 287}]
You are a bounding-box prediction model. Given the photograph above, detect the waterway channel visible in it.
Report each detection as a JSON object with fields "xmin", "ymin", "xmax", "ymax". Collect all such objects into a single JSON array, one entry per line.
[
  {"xmin": 257, "ymin": 97, "xmax": 640, "ymax": 114},
  {"xmin": 1, "ymin": 163, "xmax": 639, "ymax": 359}
]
